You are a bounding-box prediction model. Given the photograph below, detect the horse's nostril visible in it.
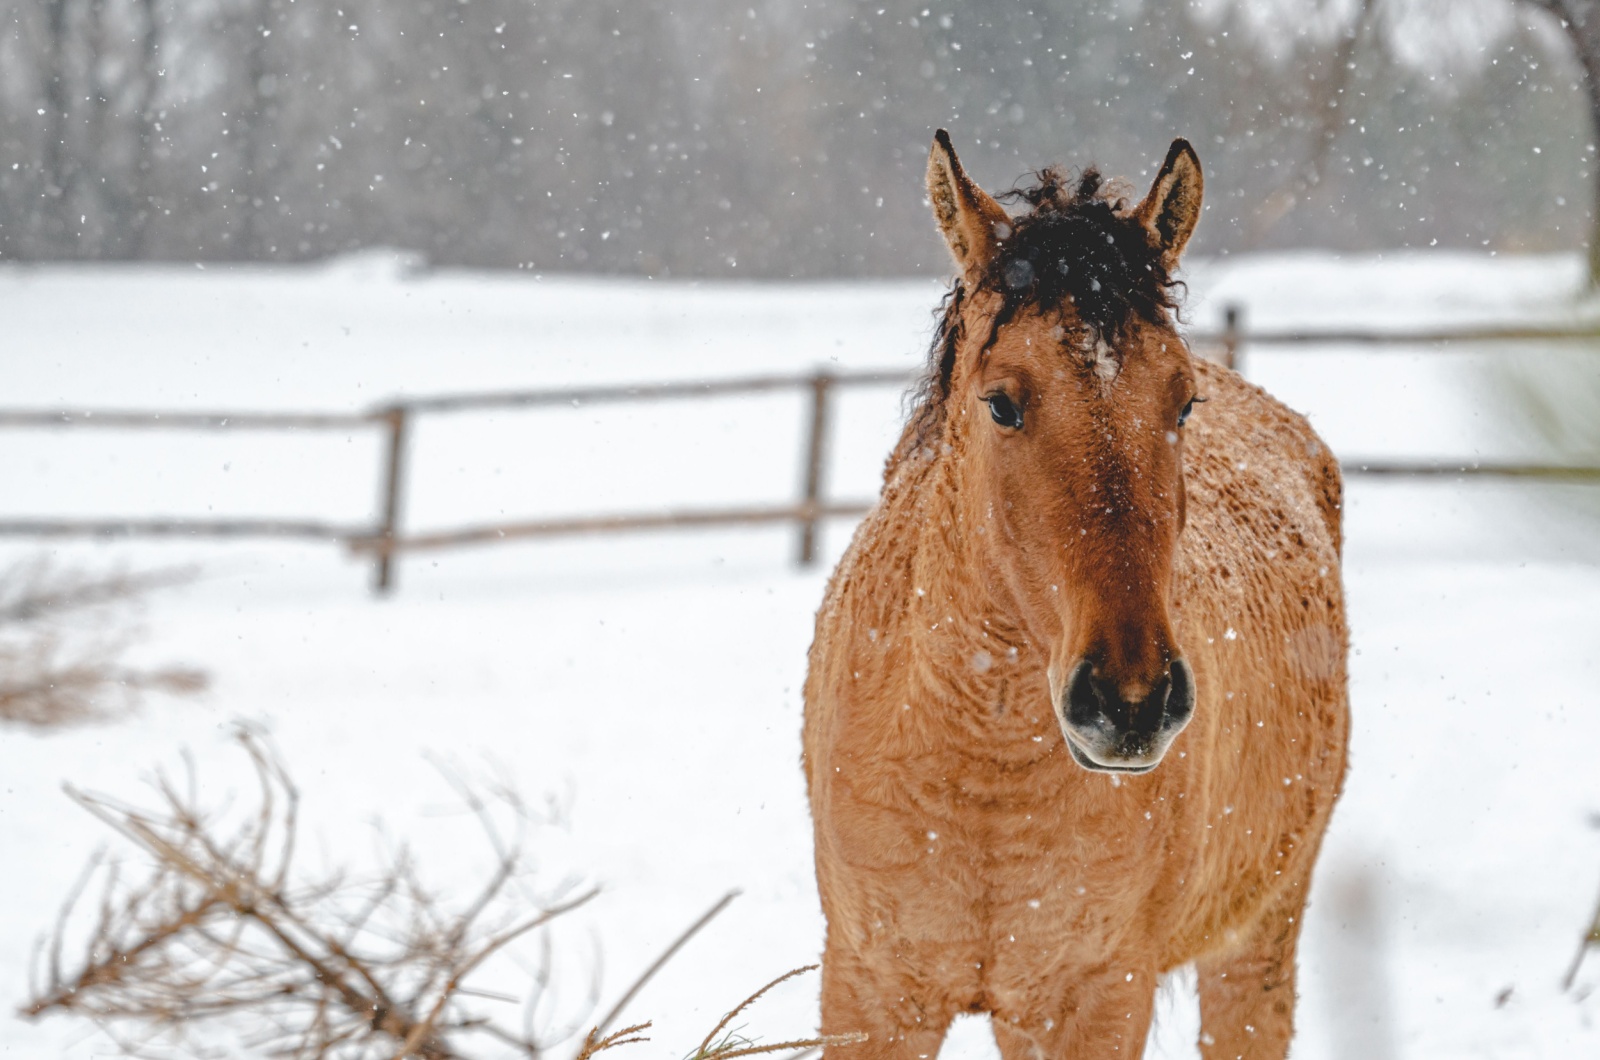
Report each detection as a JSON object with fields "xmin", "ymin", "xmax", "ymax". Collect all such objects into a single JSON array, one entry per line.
[
  {"xmin": 1066, "ymin": 658, "xmax": 1195, "ymax": 740},
  {"xmin": 1165, "ymin": 658, "xmax": 1196, "ymax": 725},
  {"xmin": 1146, "ymin": 671, "xmax": 1172, "ymax": 716},
  {"xmin": 1065, "ymin": 660, "xmax": 1109, "ymax": 729}
]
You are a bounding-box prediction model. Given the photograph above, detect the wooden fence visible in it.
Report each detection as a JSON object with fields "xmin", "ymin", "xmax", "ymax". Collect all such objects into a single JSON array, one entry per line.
[{"xmin": 2, "ymin": 305, "xmax": 1598, "ymax": 595}]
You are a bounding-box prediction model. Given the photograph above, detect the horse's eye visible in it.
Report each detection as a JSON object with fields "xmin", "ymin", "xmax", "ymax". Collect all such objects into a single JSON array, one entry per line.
[
  {"xmin": 1177, "ymin": 396, "xmax": 1204, "ymax": 428},
  {"xmin": 988, "ymin": 392, "xmax": 1024, "ymax": 430}
]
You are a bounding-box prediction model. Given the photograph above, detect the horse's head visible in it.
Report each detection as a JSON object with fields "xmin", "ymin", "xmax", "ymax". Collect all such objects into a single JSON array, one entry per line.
[{"xmin": 922, "ymin": 131, "xmax": 1205, "ymax": 774}]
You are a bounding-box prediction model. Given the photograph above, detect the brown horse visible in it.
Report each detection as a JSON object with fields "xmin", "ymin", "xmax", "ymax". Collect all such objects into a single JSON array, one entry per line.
[{"xmin": 802, "ymin": 132, "xmax": 1349, "ymax": 1060}]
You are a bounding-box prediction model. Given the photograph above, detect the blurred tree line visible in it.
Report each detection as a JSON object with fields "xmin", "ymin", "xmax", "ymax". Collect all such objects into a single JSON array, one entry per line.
[{"xmin": 0, "ymin": 0, "xmax": 1592, "ymax": 277}]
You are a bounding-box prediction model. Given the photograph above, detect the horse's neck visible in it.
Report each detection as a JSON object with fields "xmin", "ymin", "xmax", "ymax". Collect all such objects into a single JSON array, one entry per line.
[{"xmin": 872, "ymin": 437, "xmax": 1054, "ymax": 759}]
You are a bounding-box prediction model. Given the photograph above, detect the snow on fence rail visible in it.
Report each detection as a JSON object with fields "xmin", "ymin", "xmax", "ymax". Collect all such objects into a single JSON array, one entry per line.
[{"xmin": 1, "ymin": 305, "xmax": 1597, "ymax": 596}]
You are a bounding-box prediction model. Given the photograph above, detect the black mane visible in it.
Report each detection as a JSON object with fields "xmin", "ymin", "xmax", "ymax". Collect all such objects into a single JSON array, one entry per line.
[
  {"xmin": 989, "ymin": 166, "xmax": 1180, "ymax": 340},
  {"xmin": 905, "ymin": 166, "xmax": 1183, "ymax": 450}
]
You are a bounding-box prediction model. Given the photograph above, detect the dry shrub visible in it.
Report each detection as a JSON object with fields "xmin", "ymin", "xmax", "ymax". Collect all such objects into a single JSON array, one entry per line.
[
  {"xmin": 21, "ymin": 729, "xmax": 864, "ymax": 1060},
  {"xmin": 0, "ymin": 559, "xmax": 206, "ymax": 728}
]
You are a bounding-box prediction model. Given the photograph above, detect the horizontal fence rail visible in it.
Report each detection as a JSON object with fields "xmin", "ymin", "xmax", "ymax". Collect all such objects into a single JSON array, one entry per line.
[
  {"xmin": 1339, "ymin": 462, "xmax": 1600, "ymax": 480},
  {"xmin": 0, "ymin": 371, "xmax": 909, "ymax": 593},
  {"xmin": 0, "ymin": 409, "xmax": 375, "ymax": 430},
  {"xmin": 391, "ymin": 368, "xmax": 913, "ymax": 415},
  {"xmin": 1212, "ymin": 324, "xmax": 1600, "ymax": 346},
  {"xmin": 0, "ymin": 518, "xmax": 370, "ymax": 539},
  {"xmin": 1, "ymin": 304, "xmax": 1597, "ymax": 595},
  {"xmin": 1190, "ymin": 306, "xmax": 1600, "ymax": 376},
  {"xmin": 347, "ymin": 501, "xmax": 880, "ymax": 556}
]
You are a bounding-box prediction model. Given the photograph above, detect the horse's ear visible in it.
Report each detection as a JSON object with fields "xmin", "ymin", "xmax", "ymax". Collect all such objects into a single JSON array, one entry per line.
[
  {"xmin": 1133, "ymin": 139, "xmax": 1203, "ymax": 267},
  {"xmin": 927, "ymin": 129, "xmax": 1010, "ymax": 280}
]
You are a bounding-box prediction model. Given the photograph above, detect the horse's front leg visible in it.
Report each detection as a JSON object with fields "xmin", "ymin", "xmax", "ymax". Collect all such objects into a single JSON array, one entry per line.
[
  {"xmin": 818, "ymin": 934, "xmax": 955, "ymax": 1060},
  {"xmin": 992, "ymin": 965, "xmax": 1159, "ymax": 1060},
  {"xmin": 1194, "ymin": 881, "xmax": 1309, "ymax": 1060}
]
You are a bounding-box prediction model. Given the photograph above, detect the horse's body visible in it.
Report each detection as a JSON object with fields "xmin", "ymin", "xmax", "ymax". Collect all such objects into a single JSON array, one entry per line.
[{"xmin": 803, "ymin": 135, "xmax": 1348, "ymax": 1060}]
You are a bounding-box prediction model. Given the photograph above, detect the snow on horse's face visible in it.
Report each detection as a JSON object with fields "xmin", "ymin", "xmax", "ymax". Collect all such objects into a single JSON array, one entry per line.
[{"xmin": 927, "ymin": 132, "xmax": 1205, "ymax": 773}]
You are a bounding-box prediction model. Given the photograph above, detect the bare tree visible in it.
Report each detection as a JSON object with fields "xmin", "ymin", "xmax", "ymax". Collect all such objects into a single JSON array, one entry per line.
[
  {"xmin": 3, "ymin": 0, "xmax": 1581, "ymax": 273},
  {"xmin": 124, "ymin": 0, "xmax": 165, "ymax": 257},
  {"xmin": 1242, "ymin": 0, "xmax": 1383, "ymax": 247},
  {"xmin": 38, "ymin": 0, "xmax": 74, "ymax": 253},
  {"xmin": 1522, "ymin": 1, "xmax": 1600, "ymax": 286},
  {"xmin": 233, "ymin": 0, "xmax": 276, "ymax": 258}
]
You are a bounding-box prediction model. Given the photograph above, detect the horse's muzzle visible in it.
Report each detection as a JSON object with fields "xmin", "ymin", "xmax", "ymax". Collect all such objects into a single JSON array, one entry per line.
[{"xmin": 1058, "ymin": 657, "xmax": 1196, "ymax": 773}]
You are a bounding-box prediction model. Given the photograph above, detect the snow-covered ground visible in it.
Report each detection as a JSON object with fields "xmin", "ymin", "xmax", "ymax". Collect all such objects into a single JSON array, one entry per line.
[{"xmin": 1, "ymin": 252, "xmax": 1598, "ymax": 1058}]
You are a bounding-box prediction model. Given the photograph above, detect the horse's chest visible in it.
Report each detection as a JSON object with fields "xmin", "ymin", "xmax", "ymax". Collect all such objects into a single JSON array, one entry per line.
[{"xmin": 819, "ymin": 746, "xmax": 1167, "ymax": 955}]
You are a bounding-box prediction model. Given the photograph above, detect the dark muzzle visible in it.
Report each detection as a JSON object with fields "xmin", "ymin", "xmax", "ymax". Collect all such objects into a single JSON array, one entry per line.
[{"xmin": 1059, "ymin": 657, "xmax": 1196, "ymax": 773}]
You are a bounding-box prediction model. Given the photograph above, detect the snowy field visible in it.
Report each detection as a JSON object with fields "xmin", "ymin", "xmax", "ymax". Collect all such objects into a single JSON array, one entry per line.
[{"xmin": 2, "ymin": 252, "xmax": 1599, "ymax": 1058}]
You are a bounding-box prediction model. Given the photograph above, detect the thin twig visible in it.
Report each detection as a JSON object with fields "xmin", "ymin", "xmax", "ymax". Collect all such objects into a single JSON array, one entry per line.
[
  {"xmin": 573, "ymin": 1021, "xmax": 652, "ymax": 1060},
  {"xmin": 697, "ymin": 965, "xmax": 817, "ymax": 1059},
  {"xmin": 590, "ymin": 889, "xmax": 740, "ymax": 1038},
  {"xmin": 701, "ymin": 1034, "xmax": 867, "ymax": 1060},
  {"xmin": 1563, "ymin": 876, "xmax": 1600, "ymax": 990},
  {"xmin": 396, "ymin": 888, "xmax": 601, "ymax": 1058}
]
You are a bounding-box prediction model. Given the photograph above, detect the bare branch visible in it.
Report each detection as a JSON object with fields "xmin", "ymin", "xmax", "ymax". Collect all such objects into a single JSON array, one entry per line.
[
  {"xmin": 573, "ymin": 1021, "xmax": 653, "ymax": 1060},
  {"xmin": 1563, "ymin": 874, "xmax": 1600, "ymax": 990},
  {"xmin": 27, "ymin": 737, "xmax": 845, "ymax": 1060},
  {"xmin": 696, "ymin": 965, "xmax": 817, "ymax": 1060},
  {"xmin": 24, "ymin": 733, "xmax": 596, "ymax": 1059},
  {"xmin": 591, "ymin": 889, "xmax": 740, "ymax": 1038},
  {"xmin": 684, "ymin": 967, "xmax": 865, "ymax": 1060}
]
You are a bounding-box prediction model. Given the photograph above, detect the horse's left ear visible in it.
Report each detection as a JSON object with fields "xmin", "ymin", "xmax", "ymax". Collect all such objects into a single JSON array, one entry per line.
[
  {"xmin": 927, "ymin": 129, "xmax": 1011, "ymax": 282},
  {"xmin": 1133, "ymin": 139, "xmax": 1203, "ymax": 267}
]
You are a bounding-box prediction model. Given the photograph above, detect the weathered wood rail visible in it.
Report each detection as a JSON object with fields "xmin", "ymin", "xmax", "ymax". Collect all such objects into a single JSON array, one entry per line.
[{"xmin": 1, "ymin": 306, "xmax": 1596, "ymax": 595}]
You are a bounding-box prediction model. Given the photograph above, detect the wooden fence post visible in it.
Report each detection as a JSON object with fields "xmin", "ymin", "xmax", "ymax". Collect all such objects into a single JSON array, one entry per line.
[
  {"xmin": 373, "ymin": 405, "xmax": 410, "ymax": 596},
  {"xmin": 1222, "ymin": 303, "xmax": 1244, "ymax": 377},
  {"xmin": 797, "ymin": 370, "xmax": 834, "ymax": 567}
]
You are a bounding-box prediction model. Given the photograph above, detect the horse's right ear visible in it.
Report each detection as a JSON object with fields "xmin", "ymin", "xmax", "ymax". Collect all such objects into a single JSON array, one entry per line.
[{"xmin": 927, "ymin": 130, "xmax": 1010, "ymax": 281}]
